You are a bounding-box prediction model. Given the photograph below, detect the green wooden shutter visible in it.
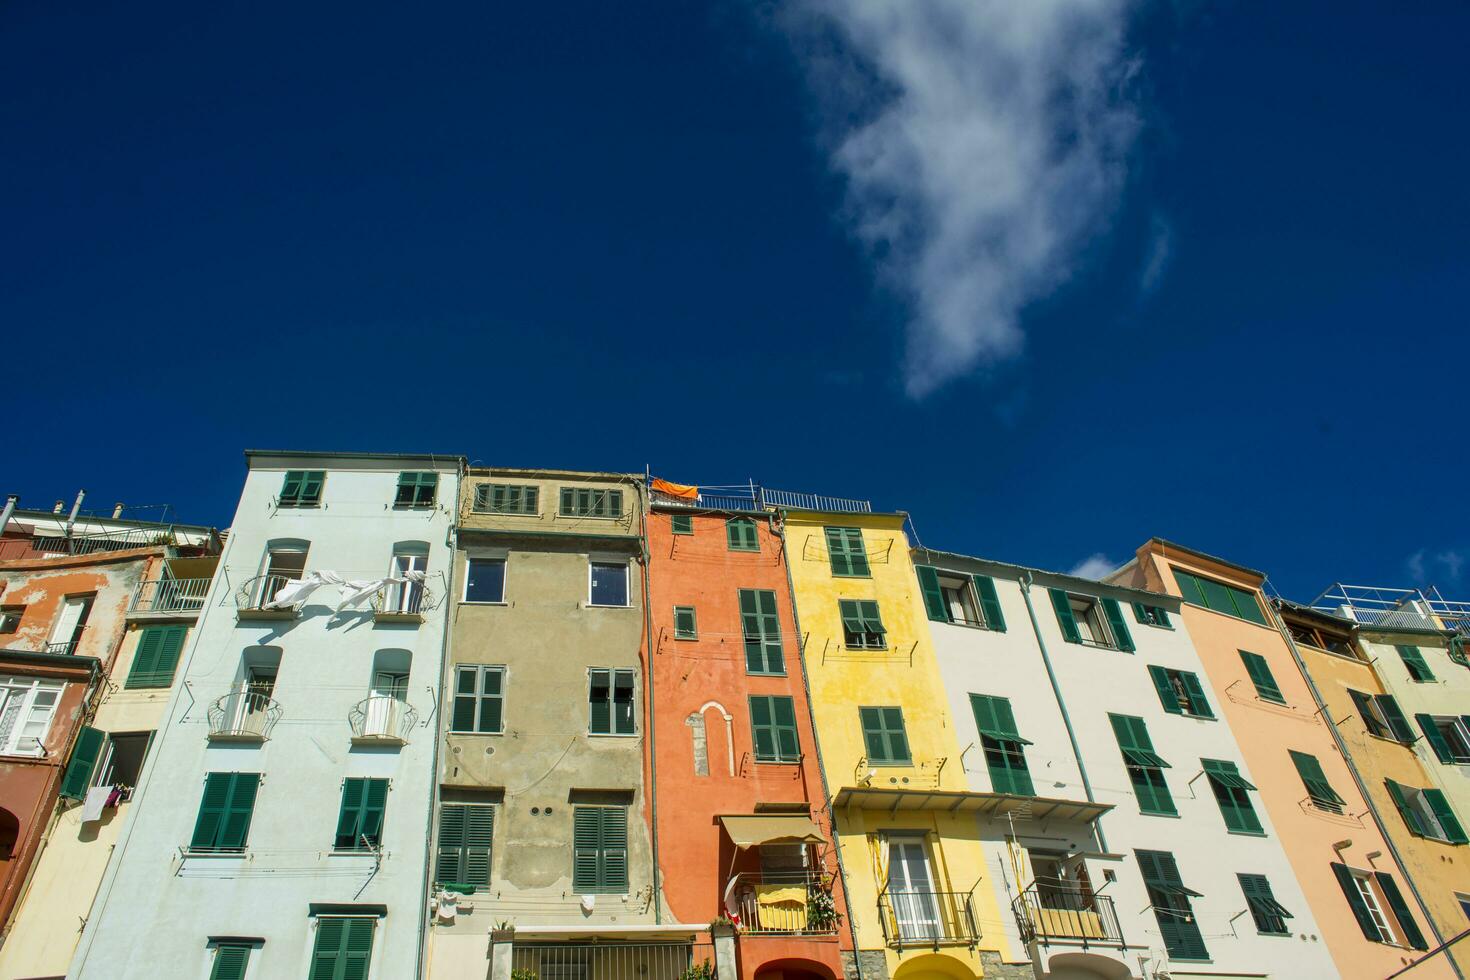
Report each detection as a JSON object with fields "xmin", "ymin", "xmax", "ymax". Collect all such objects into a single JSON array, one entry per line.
[
  {"xmin": 1203, "ymin": 760, "xmax": 1262, "ymax": 834},
  {"xmin": 749, "ymin": 696, "xmax": 776, "ymax": 761},
  {"xmin": 915, "ymin": 565, "xmax": 948, "ymax": 622},
  {"xmin": 436, "ymin": 804, "xmax": 496, "ymax": 889},
  {"xmin": 335, "ymin": 778, "xmax": 386, "ymax": 850},
  {"xmin": 1137, "ymin": 850, "xmax": 1208, "ymax": 959},
  {"xmin": 1102, "ymin": 598, "xmax": 1134, "ymax": 651},
  {"xmin": 192, "ymin": 773, "xmax": 257, "ymax": 851},
  {"xmin": 436, "ymin": 803, "xmax": 467, "ymax": 885},
  {"xmin": 309, "ymin": 917, "xmax": 375, "ymax": 980},
  {"xmin": 1133, "ymin": 602, "xmax": 1150, "ymax": 623},
  {"xmin": 1228, "ymin": 585, "xmax": 1268, "ymax": 625},
  {"xmin": 282, "ymin": 471, "xmax": 303, "ymax": 502},
  {"xmin": 1289, "ymin": 751, "xmax": 1345, "ymax": 810},
  {"xmin": 674, "ymin": 606, "xmax": 697, "ymax": 639},
  {"xmin": 1349, "ymin": 689, "xmax": 1388, "ymax": 738},
  {"xmin": 601, "ymin": 807, "xmax": 629, "ymax": 891},
  {"xmin": 60, "ymin": 726, "xmax": 105, "ymax": 800},
  {"xmin": 740, "ymin": 590, "xmax": 783, "ymax": 674},
  {"xmin": 126, "ymin": 624, "xmax": 186, "ymax": 688},
  {"xmin": 972, "ymin": 575, "xmax": 1005, "ymax": 631},
  {"xmin": 220, "ymin": 774, "xmax": 260, "ymax": 849},
  {"xmin": 589, "ymin": 669, "xmax": 613, "ymax": 734},
  {"xmin": 1180, "ymin": 671, "xmax": 1214, "ymax": 718},
  {"xmin": 772, "ymin": 696, "xmax": 800, "ymax": 761},
  {"xmin": 210, "ymin": 944, "xmax": 251, "ymax": 980},
  {"xmin": 671, "ymin": 514, "xmax": 692, "ymax": 535},
  {"xmin": 826, "ymin": 528, "xmax": 868, "ymax": 576},
  {"xmin": 1416, "ymin": 714, "xmax": 1456, "ymax": 763},
  {"xmin": 573, "ymin": 807, "xmax": 602, "ymax": 890},
  {"xmin": 726, "ymin": 518, "xmax": 758, "ymax": 551},
  {"xmin": 300, "ymin": 471, "xmax": 324, "ymax": 504},
  {"xmin": 1376, "ymin": 695, "xmax": 1415, "ymax": 743},
  {"xmin": 1330, "ymin": 863, "xmax": 1382, "ymax": 941},
  {"xmin": 859, "ymin": 707, "xmax": 909, "ymax": 764},
  {"xmin": 191, "ymin": 773, "xmax": 231, "ymax": 850},
  {"xmin": 1425, "ymin": 789, "xmax": 1467, "ymax": 844},
  {"xmin": 1148, "ymin": 666, "xmax": 1183, "ymax": 715},
  {"xmin": 1397, "ymin": 645, "xmax": 1435, "ymax": 682},
  {"xmin": 360, "ymin": 779, "xmax": 387, "ymax": 846},
  {"xmin": 1174, "ymin": 570, "xmax": 1207, "ymax": 607},
  {"xmin": 971, "ymin": 694, "xmax": 1000, "ymax": 737},
  {"xmin": 1049, "ymin": 589, "xmax": 1081, "ymax": 643},
  {"xmin": 1239, "ymin": 650, "xmax": 1285, "ymax": 704},
  {"xmin": 1385, "ymin": 780, "xmax": 1428, "ymax": 836},
  {"xmin": 1374, "ymin": 872, "xmax": 1428, "ymax": 950},
  {"xmin": 1238, "ymin": 874, "xmax": 1291, "ymax": 934}
]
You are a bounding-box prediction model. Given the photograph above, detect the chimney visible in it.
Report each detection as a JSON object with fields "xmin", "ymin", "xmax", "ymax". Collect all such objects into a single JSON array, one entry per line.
[
  {"xmin": 53, "ymin": 500, "xmax": 65, "ymax": 514},
  {"xmin": 112, "ymin": 502, "xmax": 125, "ymax": 519}
]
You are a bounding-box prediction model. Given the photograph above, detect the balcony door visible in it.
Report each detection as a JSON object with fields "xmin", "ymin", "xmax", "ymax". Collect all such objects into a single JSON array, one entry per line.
[
  {"xmin": 389, "ymin": 551, "xmax": 427, "ymax": 614},
  {"xmin": 47, "ymin": 595, "xmax": 93, "ymax": 652},
  {"xmin": 364, "ymin": 671, "xmax": 408, "ymax": 736},
  {"xmin": 888, "ymin": 839, "xmax": 940, "ymax": 941}
]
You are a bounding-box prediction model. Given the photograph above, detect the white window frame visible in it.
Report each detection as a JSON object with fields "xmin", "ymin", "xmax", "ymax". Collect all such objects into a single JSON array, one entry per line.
[
  {"xmin": 936, "ymin": 572, "xmax": 982, "ymax": 628},
  {"xmin": 462, "ymin": 556, "xmax": 508, "ymax": 605},
  {"xmin": 1352, "ymin": 871, "xmax": 1397, "ymax": 945},
  {"xmin": 1433, "ymin": 717, "xmax": 1470, "ymax": 763},
  {"xmin": 0, "ymin": 676, "xmax": 64, "ymax": 757},
  {"xmin": 587, "ymin": 560, "xmax": 631, "ymax": 609}
]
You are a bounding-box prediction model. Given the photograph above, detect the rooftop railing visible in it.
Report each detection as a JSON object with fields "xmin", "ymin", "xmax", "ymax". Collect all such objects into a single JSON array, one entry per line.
[
  {"xmin": 1012, "ymin": 881, "xmax": 1125, "ymax": 949},
  {"xmin": 28, "ymin": 525, "xmax": 176, "ymax": 556},
  {"xmin": 651, "ymin": 483, "xmax": 872, "ymax": 514},
  {"xmin": 131, "ymin": 577, "xmax": 212, "ymax": 614}
]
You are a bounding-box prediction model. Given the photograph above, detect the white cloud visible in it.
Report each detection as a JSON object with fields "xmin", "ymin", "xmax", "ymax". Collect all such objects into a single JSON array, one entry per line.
[
  {"xmin": 1407, "ymin": 549, "xmax": 1427, "ymax": 582},
  {"xmin": 780, "ymin": 0, "xmax": 1145, "ymax": 396},
  {"xmin": 1437, "ymin": 550, "xmax": 1465, "ymax": 581},
  {"xmin": 1138, "ymin": 212, "xmax": 1172, "ymax": 297},
  {"xmin": 1068, "ymin": 552, "xmax": 1117, "ymax": 580}
]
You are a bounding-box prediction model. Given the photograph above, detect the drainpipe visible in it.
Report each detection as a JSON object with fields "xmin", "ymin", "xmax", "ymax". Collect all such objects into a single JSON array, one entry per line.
[
  {"xmin": 1017, "ymin": 570, "xmax": 1108, "ymax": 853},
  {"xmin": 1267, "ymin": 600, "xmax": 1461, "ymax": 978},
  {"xmin": 776, "ymin": 511, "xmax": 865, "ymax": 980},
  {"xmin": 66, "ymin": 490, "xmax": 85, "ymax": 533},
  {"xmin": 0, "ymin": 495, "xmax": 16, "ymax": 538},
  {"xmin": 638, "ymin": 480, "xmax": 662, "ymax": 923}
]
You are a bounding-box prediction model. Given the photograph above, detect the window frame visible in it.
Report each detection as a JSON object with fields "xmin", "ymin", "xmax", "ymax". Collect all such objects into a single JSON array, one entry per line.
[
  {"xmin": 394, "ymin": 471, "xmax": 438, "ymax": 508},
  {"xmin": 725, "ymin": 517, "xmax": 760, "ymax": 552},
  {"xmin": 587, "ymin": 560, "xmax": 631, "ymax": 608},
  {"xmin": 278, "ymin": 470, "xmax": 325, "ymax": 508},
  {"xmin": 839, "ymin": 598, "xmax": 887, "ymax": 650},
  {"xmin": 670, "ymin": 514, "xmax": 693, "ymax": 535},
  {"xmin": 748, "ymin": 695, "xmax": 801, "ymax": 764},
  {"xmin": 0, "ymin": 605, "xmax": 23, "ymax": 634},
  {"xmin": 473, "ymin": 483, "xmax": 540, "ymax": 515},
  {"xmin": 858, "ymin": 706, "xmax": 912, "ymax": 766},
  {"xmin": 462, "ymin": 556, "xmax": 507, "ymax": 604},
  {"xmin": 673, "ymin": 605, "xmax": 697, "ymax": 640},
  {"xmin": 587, "ymin": 667, "xmax": 637, "ymax": 736},
  {"xmin": 451, "ymin": 665, "xmax": 506, "ymax": 735},
  {"xmin": 560, "ymin": 487, "xmax": 624, "ymax": 519},
  {"xmin": 824, "ymin": 527, "xmax": 870, "ymax": 578},
  {"xmin": 0, "ymin": 675, "xmax": 64, "ymax": 757},
  {"xmin": 333, "ymin": 777, "xmax": 389, "ymax": 852}
]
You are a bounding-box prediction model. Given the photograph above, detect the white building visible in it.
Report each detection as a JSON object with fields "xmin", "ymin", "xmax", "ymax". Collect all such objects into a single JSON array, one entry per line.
[
  {"xmin": 912, "ymin": 548, "xmax": 1337, "ymax": 980},
  {"xmin": 70, "ymin": 451, "xmax": 462, "ymax": 980}
]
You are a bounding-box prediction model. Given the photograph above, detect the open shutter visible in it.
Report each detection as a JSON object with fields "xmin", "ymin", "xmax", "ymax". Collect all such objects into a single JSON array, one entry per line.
[
  {"xmin": 1397, "ymin": 645, "xmax": 1435, "ymax": 682},
  {"xmin": 1181, "ymin": 672, "xmax": 1214, "ymax": 718},
  {"xmin": 1348, "ymin": 689, "xmax": 1385, "ymax": 738},
  {"xmin": 1148, "ymin": 666, "xmax": 1182, "ymax": 715},
  {"xmin": 915, "ymin": 565, "xmax": 948, "ymax": 622},
  {"xmin": 1416, "ymin": 714, "xmax": 1456, "ymax": 763},
  {"xmin": 1385, "ymin": 780, "xmax": 1428, "ymax": 836},
  {"xmin": 1375, "ymin": 695, "xmax": 1415, "ymax": 743},
  {"xmin": 972, "ymin": 575, "xmax": 1005, "ymax": 631},
  {"xmin": 60, "ymin": 726, "xmax": 105, "ymax": 799},
  {"xmin": 573, "ymin": 808, "xmax": 602, "ymax": 891},
  {"xmin": 1425, "ymin": 789, "xmax": 1468, "ymax": 844},
  {"xmin": 1102, "ymin": 598, "xmax": 1134, "ymax": 652},
  {"xmin": 210, "ymin": 945, "xmax": 251, "ymax": 980},
  {"xmin": 336, "ymin": 778, "xmax": 365, "ymax": 849},
  {"xmin": 359, "ymin": 779, "xmax": 387, "ymax": 846},
  {"xmin": 1240, "ymin": 651, "xmax": 1285, "ymax": 703},
  {"xmin": 1049, "ymin": 589, "xmax": 1081, "ymax": 643},
  {"xmin": 1374, "ymin": 872, "xmax": 1428, "ymax": 950},
  {"xmin": 1330, "ymin": 863, "xmax": 1381, "ymax": 941}
]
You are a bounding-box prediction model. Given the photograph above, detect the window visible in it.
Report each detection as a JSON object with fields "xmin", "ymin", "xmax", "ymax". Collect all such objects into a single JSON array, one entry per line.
[
  {"xmin": 452, "ymin": 665, "xmax": 505, "ymax": 733},
  {"xmin": 334, "ymin": 777, "xmax": 388, "ymax": 851},
  {"xmin": 0, "ymin": 606, "xmax": 22, "ymax": 634},
  {"xmin": 1238, "ymin": 874, "xmax": 1292, "ymax": 935},
  {"xmin": 278, "ymin": 470, "xmax": 324, "ymax": 507},
  {"xmin": 824, "ymin": 527, "xmax": 869, "ymax": 577},
  {"xmin": 1396, "ymin": 645, "xmax": 1435, "ymax": 683},
  {"xmin": 255, "ymin": 546, "xmax": 308, "ymax": 607},
  {"xmin": 46, "ymin": 593, "xmax": 93, "ymax": 654},
  {"xmin": 726, "ymin": 517, "xmax": 759, "ymax": 552},
  {"xmin": 1289, "ymin": 750, "xmax": 1347, "ymax": 813},
  {"xmin": 387, "ymin": 545, "xmax": 429, "ymax": 615},
  {"xmin": 463, "ymin": 557, "xmax": 506, "ymax": 603},
  {"xmin": 1147, "ymin": 666, "xmax": 1215, "ymax": 719},
  {"xmin": 749, "ymin": 695, "xmax": 800, "ymax": 763},
  {"xmin": 739, "ymin": 589, "xmax": 784, "ymax": 674},
  {"xmin": 1172, "ymin": 569, "xmax": 1268, "ymax": 625},
  {"xmin": 0, "ymin": 676, "xmax": 63, "ymax": 756},
  {"xmin": 916, "ymin": 566, "xmax": 1006, "ymax": 631},
  {"xmin": 1136, "ymin": 850, "xmax": 1208, "ymax": 959},
  {"xmin": 1239, "ymin": 650, "xmax": 1286, "ymax": 704},
  {"xmin": 971, "ymin": 694, "xmax": 1034, "ymax": 796},
  {"xmin": 60, "ymin": 728, "xmax": 151, "ymax": 800},
  {"xmin": 189, "ymin": 773, "xmax": 260, "ymax": 852},
  {"xmin": 1203, "ymin": 759, "xmax": 1264, "ymax": 834},
  {"xmin": 859, "ymin": 706, "xmax": 911, "ymax": 765},
  {"xmin": 209, "ymin": 942, "xmax": 254, "ymax": 980},
  {"xmin": 475, "ymin": 483, "xmax": 538, "ymax": 515},
  {"xmin": 308, "ymin": 917, "xmax": 376, "ymax": 980},
  {"xmin": 1133, "ymin": 603, "xmax": 1171, "ymax": 628},
  {"xmin": 1109, "ymin": 714, "xmax": 1175, "ymax": 815},
  {"xmin": 395, "ymin": 471, "xmax": 438, "ymax": 507},
  {"xmin": 588, "ymin": 669, "xmax": 636, "ymax": 735},
  {"xmin": 839, "ymin": 599, "xmax": 887, "ymax": 650},
  {"xmin": 573, "ymin": 806, "xmax": 629, "ymax": 893},
  {"xmin": 589, "ymin": 561, "xmax": 629, "ymax": 607},
  {"xmin": 670, "ymin": 514, "xmax": 693, "ymax": 535},
  {"xmin": 561, "ymin": 487, "xmax": 622, "ymax": 518},
  {"xmin": 1458, "ymin": 893, "xmax": 1470, "ymax": 923},
  {"xmin": 1332, "ymin": 863, "xmax": 1428, "ymax": 949},
  {"xmin": 1417, "ymin": 714, "xmax": 1470, "ymax": 764},
  {"xmin": 1347, "ymin": 689, "xmax": 1415, "ymax": 743},
  {"xmin": 125, "ymin": 624, "xmax": 188, "ymax": 689},
  {"xmin": 672, "ymin": 606, "xmax": 697, "ymax": 640},
  {"xmin": 1385, "ymin": 779, "xmax": 1468, "ymax": 844},
  {"xmin": 436, "ymin": 802, "xmax": 495, "ymax": 890},
  {"xmin": 1049, "ymin": 590, "xmax": 1134, "ymax": 652}
]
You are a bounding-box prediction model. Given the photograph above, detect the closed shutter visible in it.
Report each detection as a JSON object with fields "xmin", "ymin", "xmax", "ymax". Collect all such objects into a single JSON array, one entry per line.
[
  {"xmin": 191, "ymin": 773, "xmax": 258, "ymax": 851},
  {"xmin": 60, "ymin": 726, "xmax": 105, "ymax": 799},
  {"xmin": 1228, "ymin": 585, "xmax": 1268, "ymax": 625},
  {"xmin": 210, "ymin": 944, "xmax": 251, "ymax": 980},
  {"xmin": 1136, "ymin": 850, "xmax": 1208, "ymax": 959},
  {"xmin": 335, "ymin": 778, "xmax": 387, "ymax": 850},
  {"xmin": 1101, "ymin": 598, "xmax": 1134, "ymax": 652},
  {"xmin": 749, "ymin": 696, "xmax": 776, "ymax": 761},
  {"xmin": 1180, "ymin": 671, "xmax": 1214, "ymax": 718},
  {"xmin": 859, "ymin": 707, "xmax": 910, "ymax": 765},
  {"xmin": 435, "ymin": 804, "xmax": 499, "ymax": 889},
  {"xmin": 310, "ymin": 917, "xmax": 375, "ymax": 980},
  {"xmin": 670, "ymin": 514, "xmax": 692, "ymax": 535},
  {"xmin": 1331, "ymin": 863, "xmax": 1383, "ymax": 941},
  {"xmin": 1239, "ymin": 651, "xmax": 1285, "ymax": 704},
  {"xmin": 772, "ymin": 696, "xmax": 800, "ymax": 761},
  {"xmin": 1385, "ymin": 779, "xmax": 1428, "ymax": 836},
  {"xmin": 825, "ymin": 528, "xmax": 868, "ymax": 577},
  {"xmin": 1048, "ymin": 589, "xmax": 1081, "ymax": 643},
  {"xmin": 1374, "ymin": 872, "xmax": 1428, "ymax": 950},
  {"xmin": 1173, "ymin": 570, "xmax": 1207, "ymax": 607},
  {"xmin": 1148, "ymin": 666, "xmax": 1183, "ymax": 715},
  {"xmin": 126, "ymin": 624, "xmax": 187, "ymax": 689},
  {"xmin": 1416, "ymin": 714, "xmax": 1456, "ymax": 763},
  {"xmin": 573, "ymin": 807, "xmax": 627, "ymax": 893},
  {"xmin": 281, "ymin": 471, "xmax": 304, "ymax": 502},
  {"xmin": 300, "ymin": 471, "xmax": 324, "ymax": 504},
  {"xmin": 915, "ymin": 565, "xmax": 947, "ymax": 622},
  {"xmin": 739, "ymin": 590, "xmax": 783, "ymax": 674},
  {"xmin": 220, "ymin": 774, "xmax": 260, "ymax": 850},
  {"xmin": 1424, "ymin": 789, "xmax": 1468, "ymax": 844},
  {"xmin": 1396, "ymin": 645, "xmax": 1435, "ymax": 682},
  {"xmin": 972, "ymin": 575, "xmax": 1005, "ymax": 631},
  {"xmin": 726, "ymin": 518, "xmax": 758, "ymax": 551}
]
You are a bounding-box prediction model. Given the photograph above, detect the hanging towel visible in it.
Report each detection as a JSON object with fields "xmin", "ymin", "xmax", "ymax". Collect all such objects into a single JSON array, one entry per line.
[
  {"xmin": 651, "ymin": 478, "xmax": 698, "ymax": 500},
  {"xmin": 81, "ymin": 785, "xmax": 113, "ymax": 823},
  {"xmin": 755, "ymin": 883, "xmax": 808, "ymax": 930},
  {"xmin": 435, "ymin": 891, "xmax": 458, "ymax": 923}
]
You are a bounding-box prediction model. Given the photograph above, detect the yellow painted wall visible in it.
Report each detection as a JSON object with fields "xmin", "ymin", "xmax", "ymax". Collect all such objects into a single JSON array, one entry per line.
[{"xmin": 783, "ymin": 512, "xmax": 1008, "ymax": 978}]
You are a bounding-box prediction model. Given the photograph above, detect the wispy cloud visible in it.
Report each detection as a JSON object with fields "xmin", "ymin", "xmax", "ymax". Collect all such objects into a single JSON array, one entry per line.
[
  {"xmin": 1068, "ymin": 553, "xmax": 1117, "ymax": 580},
  {"xmin": 1406, "ymin": 548, "xmax": 1466, "ymax": 584},
  {"xmin": 1407, "ymin": 549, "xmax": 1427, "ymax": 582},
  {"xmin": 1138, "ymin": 212, "xmax": 1173, "ymax": 297},
  {"xmin": 1437, "ymin": 550, "xmax": 1465, "ymax": 581},
  {"xmin": 779, "ymin": 0, "xmax": 1145, "ymax": 397}
]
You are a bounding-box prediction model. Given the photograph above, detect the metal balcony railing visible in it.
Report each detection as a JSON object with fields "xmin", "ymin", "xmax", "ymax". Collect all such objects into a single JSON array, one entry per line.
[
  {"xmin": 29, "ymin": 525, "xmax": 176, "ymax": 556},
  {"xmin": 877, "ymin": 888, "xmax": 979, "ymax": 950},
  {"xmin": 349, "ymin": 696, "xmax": 418, "ymax": 742},
  {"xmin": 512, "ymin": 943, "xmax": 715, "ymax": 980},
  {"xmin": 131, "ymin": 577, "xmax": 211, "ymax": 614},
  {"xmin": 727, "ymin": 871, "xmax": 841, "ymax": 935},
  {"xmin": 371, "ymin": 581, "xmax": 433, "ymax": 617},
  {"xmin": 43, "ymin": 637, "xmax": 83, "ymax": 656},
  {"xmin": 650, "ymin": 482, "xmax": 872, "ymax": 515},
  {"xmin": 234, "ymin": 573, "xmax": 299, "ymax": 612},
  {"xmin": 1012, "ymin": 881, "xmax": 1125, "ymax": 949},
  {"xmin": 207, "ymin": 690, "xmax": 281, "ymax": 741}
]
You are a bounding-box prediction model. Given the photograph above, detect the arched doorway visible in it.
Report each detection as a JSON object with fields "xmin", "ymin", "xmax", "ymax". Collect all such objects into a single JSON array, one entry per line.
[
  {"xmin": 753, "ymin": 956, "xmax": 838, "ymax": 980},
  {"xmin": 890, "ymin": 952, "xmax": 979, "ymax": 980}
]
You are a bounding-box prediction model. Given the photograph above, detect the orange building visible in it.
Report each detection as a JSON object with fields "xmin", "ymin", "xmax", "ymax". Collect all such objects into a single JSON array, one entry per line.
[
  {"xmin": 1114, "ymin": 540, "xmax": 1452, "ymax": 980},
  {"xmin": 644, "ymin": 484, "xmax": 849, "ymax": 980}
]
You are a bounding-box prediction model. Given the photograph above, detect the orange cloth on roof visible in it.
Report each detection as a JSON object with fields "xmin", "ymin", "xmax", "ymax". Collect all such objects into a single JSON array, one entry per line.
[{"xmin": 651, "ymin": 478, "xmax": 698, "ymax": 500}]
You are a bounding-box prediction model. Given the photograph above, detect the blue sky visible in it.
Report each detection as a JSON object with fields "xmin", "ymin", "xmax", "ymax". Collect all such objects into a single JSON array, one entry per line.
[{"xmin": 4, "ymin": 2, "xmax": 1467, "ymax": 602}]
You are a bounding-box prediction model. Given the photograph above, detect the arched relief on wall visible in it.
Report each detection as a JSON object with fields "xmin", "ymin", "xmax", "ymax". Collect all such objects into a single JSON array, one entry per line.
[{"xmin": 685, "ymin": 700, "xmax": 734, "ymax": 777}]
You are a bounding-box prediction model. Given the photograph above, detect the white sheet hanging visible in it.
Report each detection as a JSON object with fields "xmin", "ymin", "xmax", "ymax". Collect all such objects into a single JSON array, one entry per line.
[
  {"xmin": 81, "ymin": 785, "xmax": 113, "ymax": 823},
  {"xmin": 264, "ymin": 570, "xmax": 427, "ymax": 612}
]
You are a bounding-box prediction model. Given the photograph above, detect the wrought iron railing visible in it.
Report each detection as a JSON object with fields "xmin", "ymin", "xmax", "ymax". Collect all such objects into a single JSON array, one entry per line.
[
  {"xmin": 511, "ymin": 943, "xmax": 715, "ymax": 980},
  {"xmin": 1012, "ymin": 881, "xmax": 1125, "ymax": 948},
  {"xmin": 877, "ymin": 888, "xmax": 979, "ymax": 949},
  {"xmin": 131, "ymin": 577, "xmax": 212, "ymax": 613},
  {"xmin": 349, "ymin": 696, "xmax": 418, "ymax": 742},
  {"xmin": 855, "ymin": 755, "xmax": 947, "ymax": 789},
  {"xmin": 371, "ymin": 581, "xmax": 433, "ymax": 616},
  {"xmin": 727, "ymin": 871, "xmax": 840, "ymax": 935},
  {"xmin": 207, "ymin": 690, "xmax": 281, "ymax": 740},
  {"xmin": 234, "ymin": 573, "xmax": 298, "ymax": 611},
  {"xmin": 43, "ymin": 637, "xmax": 83, "ymax": 656}
]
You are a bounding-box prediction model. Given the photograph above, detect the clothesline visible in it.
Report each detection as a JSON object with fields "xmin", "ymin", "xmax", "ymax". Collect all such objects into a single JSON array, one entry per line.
[{"xmin": 265, "ymin": 570, "xmax": 427, "ymax": 613}]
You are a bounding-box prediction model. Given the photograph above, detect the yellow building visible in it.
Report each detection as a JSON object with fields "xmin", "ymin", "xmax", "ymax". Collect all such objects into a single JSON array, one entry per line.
[{"xmin": 780, "ymin": 508, "xmax": 1021, "ymax": 980}]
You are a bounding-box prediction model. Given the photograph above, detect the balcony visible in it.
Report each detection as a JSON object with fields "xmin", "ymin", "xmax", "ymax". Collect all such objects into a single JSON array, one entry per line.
[
  {"xmin": 234, "ymin": 574, "xmax": 300, "ymax": 621},
  {"xmin": 877, "ymin": 889, "xmax": 979, "ymax": 951},
  {"xmin": 512, "ymin": 942, "xmax": 717, "ymax": 980},
  {"xmin": 371, "ymin": 580, "xmax": 433, "ymax": 624},
  {"xmin": 1012, "ymin": 882, "xmax": 1125, "ymax": 950},
  {"xmin": 727, "ymin": 871, "xmax": 840, "ymax": 936},
  {"xmin": 130, "ymin": 577, "xmax": 211, "ymax": 617},
  {"xmin": 207, "ymin": 690, "xmax": 281, "ymax": 742},
  {"xmin": 349, "ymin": 695, "xmax": 418, "ymax": 746}
]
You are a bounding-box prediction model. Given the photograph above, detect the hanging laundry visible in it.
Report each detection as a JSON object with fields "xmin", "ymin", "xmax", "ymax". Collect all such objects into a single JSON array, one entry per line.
[
  {"xmin": 435, "ymin": 891, "xmax": 458, "ymax": 923},
  {"xmin": 651, "ymin": 478, "xmax": 698, "ymax": 500},
  {"xmin": 81, "ymin": 785, "xmax": 113, "ymax": 823},
  {"xmin": 264, "ymin": 570, "xmax": 428, "ymax": 612}
]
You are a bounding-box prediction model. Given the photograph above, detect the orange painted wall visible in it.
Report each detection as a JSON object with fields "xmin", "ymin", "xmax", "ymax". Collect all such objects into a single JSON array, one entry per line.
[
  {"xmin": 1129, "ymin": 541, "xmax": 1453, "ymax": 980},
  {"xmin": 643, "ymin": 508, "xmax": 848, "ymax": 978}
]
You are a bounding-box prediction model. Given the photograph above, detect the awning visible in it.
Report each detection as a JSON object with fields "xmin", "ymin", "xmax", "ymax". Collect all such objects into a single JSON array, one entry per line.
[
  {"xmin": 719, "ymin": 815, "xmax": 825, "ymax": 849},
  {"xmin": 832, "ymin": 786, "xmax": 1112, "ymax": 824}
]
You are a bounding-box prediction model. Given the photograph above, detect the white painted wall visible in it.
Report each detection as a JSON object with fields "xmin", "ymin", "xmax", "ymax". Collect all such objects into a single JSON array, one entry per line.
[{"xmin": 69, "ymin": 454, "xmax": 459, "ymax": 980}]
